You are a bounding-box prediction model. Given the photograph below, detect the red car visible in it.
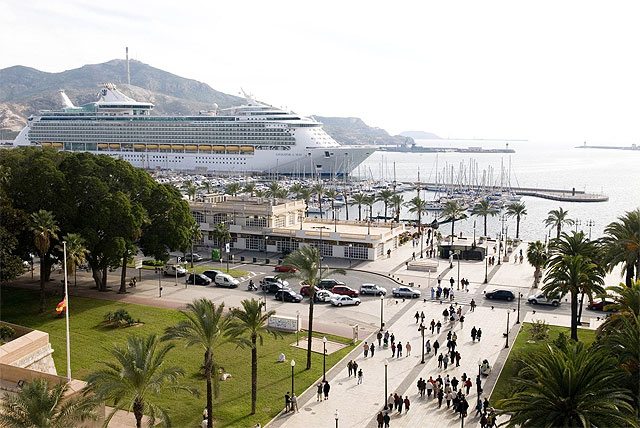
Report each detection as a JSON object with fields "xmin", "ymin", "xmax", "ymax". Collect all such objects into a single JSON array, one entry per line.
[
  {"xmin": 275, "ymin": 265, "xmax": 297, "ymax": 273},
  {"xmin": 588, "ymin": 298, "xmax": 617, "ymax": 311},
  {"xmin": 331, "ymin": 285, "xmax": 359, "ymax": 298},
  {"xmin": 300, "ymin": 285, "xmax": 311, "ymax": 296}
]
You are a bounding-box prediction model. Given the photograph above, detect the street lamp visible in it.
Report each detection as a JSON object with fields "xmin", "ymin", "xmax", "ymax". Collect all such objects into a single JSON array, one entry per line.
[
  {"xmin": 312, "ymin": 226, "xmax": 330, "ymax": 280},
  {"xmin": 290, "ymin": 359, "xmax": 295, "ymax": 395},
  {"xmin": 477, "ymin": 359, "xmax": 482, "ymax": 375},
  {"xmin": 452, "ymin": 250, "xmax": 461, "ymax": 290},
  {"xmin": 380, "ymin": 294, "xmax": 385, "ymax": 331},
  {"xmin": 574, "ymin": 218, "xmax": 582, "ymax": 233},
  {"xmin": 383, "ymin": 359, "xmax": 389, "ymax": 410},
  {"xmin": 419, "ymin": 323, "xmax": 426, "ymax": 364},
  {"xmin": 322, "ymin": 336, "xmax": 327, "ymax": 381},
  {"xmin": 585, "ymin": 219, "xmax": 595, "ymax": 240},
  {"xmin": 296, "ymin": 311, "xmax": 300, "ymax": 345},
  {"xmin": 334, "ymin": 410, "xmax": 339, "ymax": 428},
  {"xmin": 505, "ymin": 311, "xmax": 510, "ymax": 348},
  {"xmin": 516, "ymin": 292, "xmax": 521, "ymax": 324},
  {"xmin": 483, "ymin": 242, "xmax": 489, "ymax": 284}
]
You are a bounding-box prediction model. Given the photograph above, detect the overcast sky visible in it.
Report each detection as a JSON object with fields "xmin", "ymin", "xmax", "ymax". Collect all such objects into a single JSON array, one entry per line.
[{"xmin": 1, "ymin": 0, "xmax": 638, "ymax": 143}]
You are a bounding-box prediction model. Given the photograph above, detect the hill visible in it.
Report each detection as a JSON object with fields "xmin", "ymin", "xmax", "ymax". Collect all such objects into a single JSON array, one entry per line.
[
  {"xmin": 314, "ymin": 116, "xmax": 412, "ymax": 146},
  {"xmin": 399, "ymin": 130, "xmax": 441, "ymax": 139}
]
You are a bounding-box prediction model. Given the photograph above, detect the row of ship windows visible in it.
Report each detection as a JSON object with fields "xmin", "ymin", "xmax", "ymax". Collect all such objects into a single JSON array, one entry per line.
[
  {"xmin": 33, "ymin": 125, "xmax": 293, "ymax": 132},
  {"xmin": 31, "ymin": 133, "xmax": 294, "ymax": 140},
  {"xmin": 121, "ymin": 154, "xmax": 248, "ymax": 165},
  {"xmin": 32, "ymin": 132, "xmax": 294, "ymax": 138}
]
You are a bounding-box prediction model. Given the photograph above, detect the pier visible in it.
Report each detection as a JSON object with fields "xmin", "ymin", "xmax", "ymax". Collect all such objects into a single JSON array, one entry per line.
[{"xmin": 405, "ymin": 182, "xmax": 609, "ymax": 202}]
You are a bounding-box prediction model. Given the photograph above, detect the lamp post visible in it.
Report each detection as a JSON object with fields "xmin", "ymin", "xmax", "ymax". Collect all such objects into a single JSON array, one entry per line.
[
  {"xmin": 586, "ymin": 219, "xmax": 595, "ymax": 240},
  {"xmin": 472, "ymin": 220, "xmax": 476, "ymax": 247},
  {"xmin": 505, "ymin": 311, "xmax": 510, "ymax": 348},
  {"xmin": 290, "ymin": 359, "xmax": 295, "ymax": 395},
  {"xmin": 296, "ymin": 311, "xmax": 300, "ymax": 345},
  {"xmin": 334, "ymin": 410, "xmax": 339, "ymax": 428},
  {"xmin": 348, "ymin": 244, "xmax": 353, "ymax": 268},
  {"xmin": 574, "ymin": 218, "xmax": 582, "ymax": 233},
  {"xmin": 312, "ymin": 226, "xmax": 330, "ymax": 279},
  {"xmin": 477, "ymin": 359, "xmax": 482, "ymax": 375},
  {"xmin": 419, "ymin": 323, "xmax": 426, "ymax": 364},
  {"xmin": 380, "ymin": 294, "xmax": 385, "ymax": 331},
  {"xmin": 264, "ymin": 235, "xmax": 269, "ymax": 263},
  {"xmin": 484, "ymin": 243, "xmax": 489, "ymax": 284},
  {"xmin": 383, "ymin": 359, "xmax": 389, "ymax": 409},
  {"xmin": 322, "ymin": 336, "xmax": 327, "ymax": 381},
  {"xmin": 452, "ymin": 250, "xmax": 461, "ymax": 290},
  {"xmin": 516, "ymin": 292, "xmax": 521, "ymax": 324}
]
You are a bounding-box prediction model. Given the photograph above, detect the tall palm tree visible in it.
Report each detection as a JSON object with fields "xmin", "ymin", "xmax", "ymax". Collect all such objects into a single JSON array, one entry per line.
[
  {"xmin": 162, "ymin": 299, "xmax": 231, "ymax": 428},
  {"xmin": 212, "ymin": 223, "xmax": 230, "ymax": 264},
  {"xmin": 30, "ymin": 209, "xmax": 60, "ymax": 313},
  {"xmin": 297, "ymin": 188, "xmax": 313, "ymax": 216},
  {"xmin": 0, "ymin": 378, "xmax": 98, "ymax": 428},
  {"xmin": 254, "ymin": 189, "xmax": 267, "ymax": 198},
  {"xmin": 597, "ymin": 280, "xmax": 640, "ymax": 334},
  {"xmin": 266, "ymin": 181, "xmax": 288, "ymax": 199},
  {"xmin": 440, "ymin": 201, "xmax": 466, "ymax": 242},
  {"xmin": 526, "ymin": 241, "xmax": 548, "ymax": 287},
  {"xmin": 278, "ymin": 246, "xmax": 345, "ymax": 370},
  {"xmin": 601, "ymin": 209, "xmax": 640, "ymax": 287},
  {"xmin": 350, "ymin": 193, "xmax": 368, "ymax": 222},
  {"xmin": 243, "ymin": 183, "xmax": 256, "ymax": 197},
  {"xmin": 183, "ymin": 180, "xmax": 197, "ymax": 201},
  {"xmin": 189, "ymin": 223, "xmax": 202, "ymax": 269},
  {"xmin": 225, "ymin": 182, "xmax": 242, "ymax": 197},
  {"xmin": 324, "ymin": 189, "xmax": 340, "ymax": 226},
  {"xmin": 505, "ymin": 201, "xmax": 527, "ymax": 239},
  {"xmin": 229, "ymin": 299, "xmax": 281, "ymax": 414},
  {"xmin": 288, "ymin": 183, "xmax": 303, "ymax": 198},
  {"xmin": 87, "ymin": 334, "xmax": 196, "ymax": 428},
  {"xmin": 312, "ymin": 183, "xmax": 325, "ymax": 219},
  {"xmin": 543, "ymin": 253, "xmax": 604, "ymax": 340},
  {"xmin": 56, "ymin": 233, "xmax": 88, "ymax": 287},
  {"xmin": 391, "ymin": 193, "xmax": 404, "ymax": 222},
  {"xmin": 471, "ymin": 199, "xmax": 497, "ymax": 236},
  {"xmin": 376, "ymin": 189, "xmax": 394, "ymax": 222},
  {"xmin": 341, "ymin": 191, "xmax": 350, "ymax": 221},
  {"xmin": 496, "ymin": 342, "xmax": 638, "ymax": 428},
  {"xmin": 545, "ymin": 207, "xmax": 574, "ymax": 239},
  {"xmin": 364, "ymin": 194, "xmax": 376, "ymax": 222},
  {"xmin": 201, "ymin": 181, "xmax": 212, "ymax": 194},
  {"xmin": 405, "ymin": 196, "xmax": 427, "ymax": 255}
]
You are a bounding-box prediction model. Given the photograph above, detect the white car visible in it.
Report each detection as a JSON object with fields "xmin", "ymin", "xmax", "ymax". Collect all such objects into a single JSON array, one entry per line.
[
  {"xmin": 164, "ymin": 264, "xmax": 187, "ymax": 277},
  {"xmin": 360, "ymin": 284, "xmax": 387, "ymax": 296},
  {"xmin": 392, "ymin": 286, "xmax": 421, "ymax": 298},
  {"xmin": 330, "ymin": 295, "xmax": 361, "ymax": 307},
  {"xmin": 527, "ymin": 292, "xmax": 561, "ymax": 307},
  {"xmin": 314, "ymin": 289, "xmax": 337, "ymax": 303}
]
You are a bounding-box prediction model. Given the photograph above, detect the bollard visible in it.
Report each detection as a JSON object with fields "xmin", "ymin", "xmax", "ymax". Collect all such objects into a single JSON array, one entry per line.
[
  {"xmin": 253, "ymin": 257, "xmax": 257, "ymax": 263},
  {"xmin": 241, "ymin": 256, "xmax": 245, "ymax": 262}
]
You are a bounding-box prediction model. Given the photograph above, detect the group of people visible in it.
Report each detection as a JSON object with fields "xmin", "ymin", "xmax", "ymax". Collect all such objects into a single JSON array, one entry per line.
[
  {"xmin": 346, "ymin": 360, "xmax": 364, "ymax": 384},
  {"xmin": 314, "ymin": 380, "xmax": 331, "ymax": 402},
  {"xmin": 284, "ymin": 391, "xmax": 299, "ymax": 412}
]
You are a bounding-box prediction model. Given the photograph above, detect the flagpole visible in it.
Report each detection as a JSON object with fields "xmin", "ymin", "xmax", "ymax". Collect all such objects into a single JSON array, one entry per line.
[{"xmin": 63, "ymin": 241, "xmax": 71, "ymax": 381}]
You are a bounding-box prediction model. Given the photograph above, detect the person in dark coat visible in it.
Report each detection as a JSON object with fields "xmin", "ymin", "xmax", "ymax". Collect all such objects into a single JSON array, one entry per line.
[
  {"xmin": 383, "ymin": 412, "xmax": 390, "ymax": 428},
  {"xmin": 323, "ymin": 381, "xmax": 330, "ymax": 399},
  {"xmin": 377, "ymin": 412, "xmax": 384, "ymax": 428}
]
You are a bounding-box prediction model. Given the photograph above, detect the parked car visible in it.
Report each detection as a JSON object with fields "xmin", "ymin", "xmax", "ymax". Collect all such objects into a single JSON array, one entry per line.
[
  {"xmin": 164, "ymin": 264, "xmax": 187, "ymax": 277},
  {"xmin": 187, "ymin": 273, "xmax": 212, "ymax": 286},
  {"xmin": 360, "ymin": 284, "xmax": 387, "ymax": 296},
  {"xmin": 484, "ymin": 289, "xmax": 515, "ymax": 301},
  {"xmin": 262, "ymin": 281, "xmax": 291, "ymax": 294},
  {"xmin": 274, "ymin": 289, "xmax": 303, "ymax": 303},
  {"xmin": 213, "ymin": 273, "xmax": 239, "ymax": 288},
  {"xmin": 318, "ymin": 279, "xmax": 345, "ymax": 290},
  {"xmin": 527, "ymin": 292, "xmax": 561, "ymax": 306},
  {"xmin": 314, "ymin": 289, "xmax": 337, "ymax": 303},
  {"xmin": 330, "ymin": 295, "xmax": 361, "ymax": 307},
  {"xmin": 392, "ymin": 286, "xmax": 421, "ymax": 298},
  {"xmin": 183, "ymin": 253, "xmax": 203, "ymax": 262},
  {"xmin": 588, "ymin": 298, "xmax": 617, "ymax": 311},
  {"xmin": 202, "ymin": 269, "xmax": 223, "ymax": 281},
  {"xmin": 300, "ymin": 285, "xmax": 312, "ymax": 296},
  {"xmin": 332, "ymin": 285, "xmax": 359, "ymax": 297},
  {"xmin": 261, "ymin": 276, "xmax": 289, "ymax": 288},
  {"xmin": 275, "ymin": 265, "xmax": 296, "ymax": 273}
]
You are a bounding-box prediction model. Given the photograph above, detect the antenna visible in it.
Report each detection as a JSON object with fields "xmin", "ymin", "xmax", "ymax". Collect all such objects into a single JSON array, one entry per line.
[{"xmin": 126, "ymin": 47, "xmax": 130, "ymax": 85}]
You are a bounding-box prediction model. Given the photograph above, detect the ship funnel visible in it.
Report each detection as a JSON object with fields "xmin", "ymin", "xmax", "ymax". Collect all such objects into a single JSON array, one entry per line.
[{"xmin": 59, "ymin": 90, "xmax": 75, "ymax": 108}]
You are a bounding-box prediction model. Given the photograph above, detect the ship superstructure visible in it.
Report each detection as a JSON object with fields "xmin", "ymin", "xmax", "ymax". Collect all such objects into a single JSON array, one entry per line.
[{"xmin": 13, "ymin": 84, "xmax": 373, "ymax": 176}]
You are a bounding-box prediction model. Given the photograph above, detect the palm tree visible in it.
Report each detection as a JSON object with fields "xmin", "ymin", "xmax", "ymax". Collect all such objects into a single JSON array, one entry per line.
[
  {"xmin": 87, "ymin": 334, "xmax": 196, "ymax": 428},
  {"xmin": 312, "ymin": 183, "xmax": 325, "ymax": 219},
  {"xmin": 545, "ymin": 207, "xmax": 574, "ymax": 239},
  {"xmin": 391, "ymin": 193, "xmax": 404, "ymax": 222},
  {"xmin": 350, "ymin": 193, "xmax": 368, "ymax": 221},
  {"xmin": 0, "ymin": 377, "xmax": 98, "ymax": 428},
  {"xmin": 505, "ymin": 201, "xmax": 527, "ymax": 239},
  {"xmin": 229, "ymin": 299, "xmax": 281, "ymax": 414},
  {"xmin": 254, "ymin": 189, "xmax": 267, "ymax": 198},
  {"xmin": 496, "ymin": 341, "xmax": 638, "ymax": 428},
  {"xmin": 212, "ymin": 223, "xmax": 230, "ymax": 264},
  {"xmin": 376, "ymin": 189, "xmax": 394, "ymax": 222},
  {"xmin": 440, "ymin": 201, "xmax": 466, "ymax": 242},
  {"xmin": 278, "ymin": 246, "xmax": 345, "ymax": 370},
  {"xmin": 471, "ymin": 199, "xmax": 497, "ymax": 236},
  {"xmin": 243, "ymin": 183, "xmax": 256, "ymax": 197},
  {"xmin": 601, "ymin": 209, "xmax": 640, "ymax": 287},
  {"xmin": 543, "ymin": 252, "xmax": 604, "ymax": 341},
  {"xmin": 341, "ymin": 191, "xmax": 350, "ymax": 221},
  {"xmin": 597, "ymin": 280, "xmax": 640, "ymax": 334},
  {"xmin": 30, "ymin": 209, "xmax": 60, "ymax": 313},
  {"xmin": 183, "ymin": 180, "xmax": 197, "ymax": 201},
  {"xmin": 266, "ymin": 182, "xmax": 288, "ymax": 199},
  {"xmin": 405, "ymin": 196, "xmax": 427, "ymax": 256},
  {"xmin": 201, "ymin": 181, "xmax": 212, "ymax": 194},
  {"xmin": 189, "ymin": 223, "xmax": 202, "ymax": 269},
  {"xmin": 288, "ymin": 183, "xmax": 303, "ymax": 198},
  {"xmin": 297, "ymin": 188, "xmax": 313, "ymax": 216},
  {"xmin": 225, "ymin": 182, "xmax": 242, "ymax": 197},
  {"xmin": 162, "ymin": 299, "xmax": 231, "ymax": 428},
  {"xmin": 56, "ymin": 233, "xmax": 88, "ymax": 287},
  {"xmin": 364, "ymin": 194, "xmax": 376, "ymax": 222},
  {"xmin": 324, "ymin": 189, "xmax": 340, "ymax": 230},
  {"xmin": 526, "ymin": 241, "xmax": 548, "ymax": 287}
]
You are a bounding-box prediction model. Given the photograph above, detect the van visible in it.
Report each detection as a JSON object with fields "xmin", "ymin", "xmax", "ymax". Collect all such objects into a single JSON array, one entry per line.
[
  {"xmin": 214, "ymin": 273, "xmax": 239, "ymax": 288},
  {"xmin": 164, "ymin": 264, "xmax": 187, "ymax": 277}
]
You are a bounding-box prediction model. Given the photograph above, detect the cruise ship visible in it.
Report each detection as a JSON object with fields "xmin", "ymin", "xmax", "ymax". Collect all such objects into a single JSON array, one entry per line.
[{"xmin": 13, "ymin": 84, "xmax": 374, "ymax": 176}]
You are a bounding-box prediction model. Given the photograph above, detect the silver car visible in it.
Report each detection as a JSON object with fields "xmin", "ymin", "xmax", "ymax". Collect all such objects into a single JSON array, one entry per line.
[
  {"xmin": 392, "ymin": 286, "xmax": 421, "ymax": 298},
  {"xmin": 360, "ymin": 284, "xmax": 387, "ymax": 296},
  {"xmin": 527, "ymin": 292, "xmax": 561, "ymax": 307},
  {"xmin": 314, "ymin": 289, "xmax": 337, "ymax": 303}
]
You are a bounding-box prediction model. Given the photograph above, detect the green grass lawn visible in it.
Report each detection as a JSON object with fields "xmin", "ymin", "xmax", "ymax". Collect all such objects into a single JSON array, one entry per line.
[
  {"xmin": 0, "ymin": 288, "xmax": 355, "ymax": 427},
  {"xmin": 490, "ymin": 322, "xmax": 597, "ymax": 403}
]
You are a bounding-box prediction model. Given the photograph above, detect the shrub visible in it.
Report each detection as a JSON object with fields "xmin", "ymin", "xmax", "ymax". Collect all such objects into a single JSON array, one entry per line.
[
  {"xmin": 104, "ymin": 309, "xmax": 138, "ymax": 327},
  {"xmin": 142, "ymin": 260, "xmax": 163, "ymax": 267},
  {"xmin": 552, "ymin": 331, "xmax": 569, "ymax": 351},
  {"xmin": 0, "ymin": 325, "xmax": 16, "ymax": 341},
  {"xmin": 528, "ymin": 319, "xmax": 550, "ymax": 340}
]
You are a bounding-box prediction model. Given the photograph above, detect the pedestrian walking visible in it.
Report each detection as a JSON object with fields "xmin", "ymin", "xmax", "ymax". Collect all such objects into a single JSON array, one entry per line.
[
  {"xmin": 391, "ymin": 342, "xmax": 396, "ymax": 358},
  {"xmin": 483, "ymin": 397, "xmax": 490, "ymax": 413},
  {"xmin": 425, "ymin": 339, "xmax": 431, "ymax": 354},
  {"xmin": 417, "ymin": 378, "xmax": 424, "ymax": 396},
  {"xmin": 443, "ymin": 353, "xmax": 449, "ymax": 370},
  {"xmin": 387, "ymin": 394, "xmax": 394, "ymax": 410},
  {"xmin": 412, "ymin": 251, "xmax": 416, "ymax": 260},
  {"xmin": 477, "ymin": 328, "xmax": 482, "ymax": 341},
  {"xmin": 404, "ymin": 396, "xmax": 410, "ymax": 413},
  {"xmin": 384, "ymin": 331, "xmax": 390, "ymax": 343},
  {"xmin": 442, "ymin": 308, "xmax": 449, "ymax": 321},
  {"xmin": 437, "ymin": 274, "xmax": 442, "ymax": 285},
  {"xmin": 394, "ymin": 393, "xmax": 400, "ymax": 411},
  {"xmin": 364, "ymin": 342, "xmax": 369, "ymax": 358},
  {"xmin": 433, "ymin": 339, "xmax": 440, "ymax": 354},
  {"xmin": 475, "ymin": 397, "xmax": 483, "ymax": 417},
  {"xmin": 438, "ymin": 353, "xmax": 443, "ymax": 368},
  {"xmin": 397, "ymin": 395, "xmax": 404, "ymax": 413},
  {"xmin": 470, "ymin": 299, "xmax": 476, "ymax": 312},
  {"xmin": 480, "ymin": 413, "xmax": 488, "ymax": 428},
  {"xmin": 465, "ymin": 378, "xmax": 472, "ymax": 395},
  {"xmin": 455, "ymin": 351, "xmax": 461, "ymax": 367},
  {"xmin": 436, "ymin": 321, "xmax": 442, "ymax": 334},
  {"xmin": 430, "ymin": 319, "xmax": 435, "ymax": 334},
  {"xmin": 353, "ymin": 361, "xmax": 358, "ymax": 378},
  {"xmin": 323, "ymin": 380, "xmax": 330, "ymax": 399},
  {"xmin": 397, "ymin": 342, "xmax": 403, "ymax": 357},
  {"xmin": 383, "ymin": 412, "xmax": 390, "ymax": 428},
  {"xmin": 415, "ymin": 311, "xmax": 420, "ymax": 324},
  {"xmin": 431, "ymin": 287, "xmax": 435, "ymax": 299},
  {"xmin": 420, "ymin": 311, "xmax": 425, "ymax": 323},
  {"xmin": 370, "ymin": 342, "xmax": 376, "ymax": 357},
  {"xmin": 446, "ymin": 390, "xmax": 455, "ymax": 408},
  {"xmin": 284, "ymin": 392, "xmax": 290, "ymax": 412},
  {"xmin": 449, "ymin": 277, "xmax": 455, "ymax": 288},
  {"xmin": 444, "ymin": 374, "xmax": 450, "ymax": 387},
  {"xmin": 377, "ymin": 331, "xmax": 383, "ymax": 346},
  {"xmin": 357, "ymin": 368, "xmax": 363, "ymax": 384},
  {"xmin": 405, "ymin": 342, "xmax": 411, "ymax": 356},
  {"xmin": 450, "ymin": 290, "xmax": 455, "ymax": 301},
  {"xmin": 451, "ymin": 376, "xmax": 459, "ymax": 391},
  {"xmin": 459, "ymin": 315, "xmax": 465, "ymax": 329},
  {"xmin": 476, "ymin": 375, "xmax": 483, "ymax": 394},
  {"xmin": 471, "ymin": 326, "xmax": 477, "ymax": 342},
  {"xmin": 348, "ymin": 360, "xmax": 353, "ymax": 377},
  {"xmin": 290, "ymin": 394, "xmax": 298, "ymax": 412},
  {"xmin": 377, "ymin": 412, "xmax": 384, "ymax": 428},
  {"xmin": 390, "ymin": 333, "xmax": 395, "ymax": 345},
  {"xmin": 437, "ymin": 389, "xmax": 444, "ymax": 408},
  {"xmin": 426, "ymin": 378, "xmax": 433, "ymax": 397},
  {"xmin": 316, "ymin": 382, "xmax": 323, "ymax": 401}
]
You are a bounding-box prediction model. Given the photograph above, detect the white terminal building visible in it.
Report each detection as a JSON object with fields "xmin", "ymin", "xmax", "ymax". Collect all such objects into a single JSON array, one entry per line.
[{"xmin": 189, "ymin": 195, "xmax": 407, "ymax": 261}]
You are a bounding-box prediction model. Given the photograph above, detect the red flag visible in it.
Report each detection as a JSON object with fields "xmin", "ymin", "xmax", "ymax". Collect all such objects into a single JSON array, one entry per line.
[{"xmin": 56, "ymin": 297, "xmax": 67, "ymax": 314}]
